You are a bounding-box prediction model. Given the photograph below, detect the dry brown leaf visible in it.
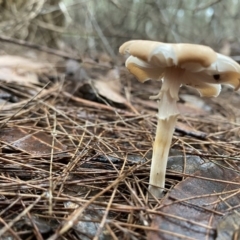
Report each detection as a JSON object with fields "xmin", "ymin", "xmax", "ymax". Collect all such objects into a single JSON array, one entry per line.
[
  {"xmin": 92, "ymin": 68, "xmax": 138, "ymax": 113},
  {"xmin": 97, "ymin": 52, "xmax": 112, "ymax": 68},
  {"xmin": 176, "ymin": 121, "xmax": 207, "ymax": 139},
  {"xmin": 149, "ymin": 163, "xmax": 240, "ymax": 240},
  {"xmin": 93, "ymin": 68, "xmax": 126, "ymax": 104},
  {"xmin": 216, "ymin": 212, "xmax": 240, "ymax": 240},
  {"xmin": 0, "ymin": 127, "xmax": 67, "ymax": 156},
  {"xmin": 178, "ymin": 102, "xmax": 208, "ymax": 116},
  {"xmin": 0, "ymin": 55, "xmax": 54, "ymax": 84},
  {"xmin": 0, "ymin": 68, "xmax": 39, "ymax": 84},
  {"xmin": 94, "ymin": 80, "xmax": 127, "ymax": 104}
]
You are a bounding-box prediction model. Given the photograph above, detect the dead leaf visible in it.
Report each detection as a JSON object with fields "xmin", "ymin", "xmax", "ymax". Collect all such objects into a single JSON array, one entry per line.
[
  {"xmin": 63, "ymin": 201, "xmax": 110, "ymax": 239},
  {"xmin": 92, "ymin": 68, "xmax": 138, "ymax": 114},
  {"xmin": 0, "ymin": 55, "xmax": 54, "ymax": 84},
  {"xmin": 178, "ymin": 102, "xmax": 208, "ymax": 116},
  {"xmin": 93, "ymin": 68, "xmax": 122, "ymax": 103},
  {"xmin": 74, "ymin": 209, "xmax": 110, "ymax": 240},
  {"xmin": 94, "ymin": 79, "xmax": 126, "ymax": 104},
  {"xmin": 24, "ymin": 215, "xmax": 52, "ymax": 234},
  {"xmin": 97, "ymin": 52, "xmax": 112, "ymax": 68},
  {"xmin": 149, "ymin": 163, "xmax": 240, "ymax": 240},
  {"xmin": 216, "ymin": 212, "xmax": 240, "ymax": 240},
  {"xmin": 0, "ymin": 127, "xmax": 67, "ymax": 156},
  {"xmin": 175, "ymin": 121, "xmax": 207, "ymax": 139},
  {"xmin": 0, "ymin": 68, "xmax": 39, "ymax": 84},
  {"xmin": 167, "ymin": 155, "xmax": 205, "ymax": 175}
]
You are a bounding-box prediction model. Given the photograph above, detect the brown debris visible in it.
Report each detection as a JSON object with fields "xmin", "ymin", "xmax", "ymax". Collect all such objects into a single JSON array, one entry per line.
[
  {"xmin": 149, "ymin": 164, "xmax": 240, "ymax": 240},
  {"xmin": 0, "ymin": 53, "xmax": 239, "ymax": 240}
]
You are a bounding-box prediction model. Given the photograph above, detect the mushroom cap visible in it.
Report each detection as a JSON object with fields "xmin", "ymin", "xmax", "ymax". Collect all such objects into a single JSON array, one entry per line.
[{"xmin": 119, "ymin": 40, "xmax": 240, "ymax": 97}]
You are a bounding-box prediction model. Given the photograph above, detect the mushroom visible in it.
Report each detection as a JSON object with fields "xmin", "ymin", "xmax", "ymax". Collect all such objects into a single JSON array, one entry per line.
[{"xmin": 119, "ymin": 40, "xmax": 240, "ymax": 198}]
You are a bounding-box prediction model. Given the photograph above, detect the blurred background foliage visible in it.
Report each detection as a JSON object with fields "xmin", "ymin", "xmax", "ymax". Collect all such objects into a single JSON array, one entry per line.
[{"xmin": 0, "ymin": 0, "xmax": 240, "ymax": 58}]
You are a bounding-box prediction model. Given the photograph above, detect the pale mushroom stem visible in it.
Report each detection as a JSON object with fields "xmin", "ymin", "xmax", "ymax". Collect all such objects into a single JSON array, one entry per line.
[
  {"xmin": 149, "ymin": 115, "xmax": 178, "ymax": 197},
  {"xmin": 148, "ymin": 67, "xmax": 182, "ymax": 198}
]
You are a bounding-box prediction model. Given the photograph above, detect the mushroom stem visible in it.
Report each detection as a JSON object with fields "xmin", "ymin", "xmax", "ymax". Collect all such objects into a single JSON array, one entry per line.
[
  {"xmin": 149, "ymin": 115, "xmax": 178, "ymax": 197},
  {"xmin": 149, "ymin": 68, "xmax": 181, "ymax": 198}
]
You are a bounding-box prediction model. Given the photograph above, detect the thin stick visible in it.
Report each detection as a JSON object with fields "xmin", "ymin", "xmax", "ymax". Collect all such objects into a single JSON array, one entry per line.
[{"xmin": 49, "ymin": 112, "xmax": 57, "ymax": 215}]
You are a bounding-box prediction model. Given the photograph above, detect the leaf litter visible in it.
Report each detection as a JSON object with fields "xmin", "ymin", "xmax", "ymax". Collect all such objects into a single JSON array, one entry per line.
[{"xmin": 0, "ymin": 51, "xmax": 239, "ymax": 240}]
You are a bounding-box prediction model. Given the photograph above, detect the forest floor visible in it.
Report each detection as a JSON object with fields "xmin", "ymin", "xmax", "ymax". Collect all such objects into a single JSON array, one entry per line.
[{"xmin": 0, "ymin": 41, "xmax": 239, "ymax": 240}]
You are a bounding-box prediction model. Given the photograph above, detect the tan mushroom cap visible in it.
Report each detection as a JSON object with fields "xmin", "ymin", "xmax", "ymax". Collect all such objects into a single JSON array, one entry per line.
[
  {"xmin": 120, "ymin": 40, "xmax": 217, "ymax": 68},
  {"xmin": 119, "ymin": 40, "xmax": 240, "ymax": 97}
]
